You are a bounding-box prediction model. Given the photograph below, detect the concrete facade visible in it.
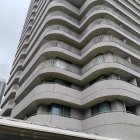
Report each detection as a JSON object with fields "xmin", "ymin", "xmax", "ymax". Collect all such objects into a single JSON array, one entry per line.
[
  {"xmin": 0, "ymin": 79, "xmax": 6, "ymax": 104},
  {"xmin": 1, "ymin": 0, "xmax": 140, "ymax": 140}
]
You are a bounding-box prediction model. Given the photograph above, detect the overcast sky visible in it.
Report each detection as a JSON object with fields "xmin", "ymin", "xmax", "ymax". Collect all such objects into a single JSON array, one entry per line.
[{"xmin": 0, "ymin": 0, "xmax": 30, "ymax": 81}]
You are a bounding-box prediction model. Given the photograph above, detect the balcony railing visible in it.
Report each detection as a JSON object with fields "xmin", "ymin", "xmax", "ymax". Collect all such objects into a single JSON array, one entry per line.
[
  {"xmin": 80, "ymin": 19, "xmax": 140, "ymax": 43},
  {"xmin": 111, "ymin": 0, "xmax": 140, "ymax": 23},
  {"xmin": 42, "ymin": 35, "xmax": 140, "ymax": 57},
  {"xmin": 82, "ymin": 53, "xmax": 140, "ymax": 74},
  {"xmin": 46, "ymin": 24, "xmax": 79, "ymax": 38},
  {"xmin": 47, "ymin": 11, "xmax": 79, "ymax": 24},
  {"xmin": 42, "ymin": 40, "xmax": 80, "ymax": 55},
  {"xmin": 37, "ymin": 59, "xmax": 81, "ymax": 75},
  {"xmin": 14, "ymin": 1, "xmax": 140, "ymax": 72},
  {"xmin": 45, "ymin": 18, "xmax": 140, "ymax": 44},
  {"xmin": 51, "ymin": 0, "xmax": 79, "ymax": 13},
  {"xmin": 34, "ymin": 53, "xmax": 140, "ymax": 76},
  {"xmin": 81, "ymin": 5, "xmax": 140, "ymax": 32},
  {"xmin": 1, "ymin": 84, "xmax": 19, "ymax": 108},
  {"xmin": 82, "ymin": 35, "xmax": 140, "ymax": 55},
  {"xmin": 0, "ymin": 99, "xmax": 14, "ymax": 115},
  {"xmin": 82, "ymin": 0, "xmax": 140, "ymax": 24}
]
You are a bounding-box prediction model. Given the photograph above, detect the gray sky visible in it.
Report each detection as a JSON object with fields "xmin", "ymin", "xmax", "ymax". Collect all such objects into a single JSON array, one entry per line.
[{"xmin": 0, "ymin": 0, "xmax": 30, "ymax": 81}]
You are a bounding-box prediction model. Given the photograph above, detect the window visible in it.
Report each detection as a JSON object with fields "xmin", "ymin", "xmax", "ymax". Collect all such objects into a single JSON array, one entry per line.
[
  {"xmin": 41, "ymin": 78, "xmax": 72, "ymax": 87},
  {"xmin": 99, "ymin": 102, "xmax": 111, "ymax": 113},
  {"xmin": 126, "ymin": 106, "xmax": 136, "ymax": 114},
  {"xmin": 89, "ymin": 75, "xmax": 107, "ymax": 85},
  {"xmin": 53, "ymin": 78, "xmax": 71, "ymax": 87},
  {"xmin": 48, "ymin": 104, "xmax": 71, "ymax": 117},
  {"xmin": 91, "ymin": 101, "xmax": 111, "ymax": 116},
  {"xmin": 51, "ymin": 105, "xmax": 63, "ymax": 116}
]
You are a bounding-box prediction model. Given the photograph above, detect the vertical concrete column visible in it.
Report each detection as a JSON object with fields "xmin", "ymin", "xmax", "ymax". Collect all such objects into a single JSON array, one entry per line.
[
  {"xmin": 71, "ymin": 108, "xmax": 83, "ymax": 120},
  {"xmin": 111, "ymin": 100, "xmax": 125, "ymax": 112},
  {"xmin": 136, "ymin": 105, "xmax": 140, "ymax": 115},
  {"xmin": 129, "ymin": 78, "xmax": 137, "ymax": 86},
  {"xmin": 37, "ymin": 105, "xmax": 47, "ymax": 114}
]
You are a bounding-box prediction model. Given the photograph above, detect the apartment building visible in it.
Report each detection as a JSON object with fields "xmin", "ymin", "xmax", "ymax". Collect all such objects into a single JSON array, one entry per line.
[
  {"xmin": 1, "ymin": 0, "xmax": 140, "ymax": 140},
  {"xmin": 0, "ymin": 78, "xmax": 6, "ymax": 104}
]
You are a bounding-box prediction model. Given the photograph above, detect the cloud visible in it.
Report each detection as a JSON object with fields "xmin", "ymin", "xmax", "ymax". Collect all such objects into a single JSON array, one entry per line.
[
  {"xmin": 0, "ymin": 0, "xmax": 30, "ymax": 81},
  {"xmin": 0, "ymin": 63, "xmax": 9, "ymax": 80}
]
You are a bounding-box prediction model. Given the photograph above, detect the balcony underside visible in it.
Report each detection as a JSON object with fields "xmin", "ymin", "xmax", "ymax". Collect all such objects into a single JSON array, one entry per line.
[{"xmin": 67, "ymin": 0, "xmax": 85, "ymax": 8}]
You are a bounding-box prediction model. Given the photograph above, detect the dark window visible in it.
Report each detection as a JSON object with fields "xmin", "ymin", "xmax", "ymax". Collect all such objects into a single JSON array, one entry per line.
[
  {"xmin": 91, "ymin": 101, "xmax": 111, "ymax": 116},
  {"xmin": 41, "ymin": 78, "xmax": 72, "ymax": 87},
  {"xmin": 126, "ymin": 106, "xmax": 136, "ymax": 114},
  {"xmin": 53, "ymin": 78, "xmax": 71, "ymax": 87},
  {"xmin": 48, "ymin": 104, "xmax": 71, "ymax": 117},
  {"xmin": 89, "ymin": 75, "xmax": 107, "ymax": 85}
]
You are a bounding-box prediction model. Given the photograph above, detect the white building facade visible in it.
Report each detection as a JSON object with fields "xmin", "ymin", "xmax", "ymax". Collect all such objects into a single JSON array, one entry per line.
[{"xmin": 1, "ymin": 0, "xmax": 140, "ymax": 140}]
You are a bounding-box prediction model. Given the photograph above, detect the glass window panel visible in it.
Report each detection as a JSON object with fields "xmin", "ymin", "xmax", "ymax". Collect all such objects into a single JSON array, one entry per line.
[
  {"xmin": 95, "ymin": 75, "xmax": 107, "ymax": 82},
  {"xmin": 99, "ymin": 102, "xmax": 111, "ymax": 113},
  {"xmin": 48, "ymin": 104, "xmax": 71, "ymax": 117},
  {"xmin": 63, "ymin": 107, "xmax": 71, "ymax": 117},
  {"xmin": 51, "ymin": 105, "xmax": 63, "ymax": 116}
]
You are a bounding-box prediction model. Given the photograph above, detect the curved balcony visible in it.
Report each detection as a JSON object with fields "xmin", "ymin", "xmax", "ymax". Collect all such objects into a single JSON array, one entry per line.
[
  {"xmin": 81, "ymin": 0, "xmax": 140, "ymax": 25},
  {"xmin": 44, "ymin": 6, "xmax": 140, "ymax": 39},
  {"xmin": 80, "ymin": 19, "xmax": 140, "ymax": 44},
  {"xmin": 47, "ymin": 11, "xmax": 79, "ymax": 25},
  {"xmin": 128, "ymin": 0, "xmax": 140, "ymax": 11},
  {"xmin": 81, "ymin": 35, "xmax": 140, "ymax": 56},
  {"xmin": 0, "ymin": 99, "xmax": 14, "ymax": 117},
  {"xmin": 27, "ymin": 114, "xmax": 82, "ymax": 131},
  {"xmin": 5, "ymin": 71, "xmax": 22, "ymax": 96},
  {"xmin": 19, "ymin": 35, "xmax": 140, "ymax": 85},
  {"xmin": 20, "ymin": 40, "xmax": 140, "ymax": 83},
  {"xmin": 117, "ymin": 0, "xmax": 140, "ymax": 18},
  {"xmin": 19, "ymin": 18, "xmax": 140, "ymax": 77},
  {"xmin": 83, "ymin": 111, "xmax": 140, "ymax": 140},
  {"xmin": 15, "ymin": 53, "xmax": 140, "ymax": 104},
  {"xmin": 40, "ymin": 13, "xmax": 140, "ymax": 46},
  {"xmin": 81, "ymin": 5, "xmax": 140, "ymax": 34},
  {"xmin": 8, "ymin": 59, "xmax": 24, "ymax": 89},
  {"xmin": 25, "ymin": 111, "xmax": 140, "ymax": 140},
  {"xmin": 12, "ymin": 48, "xmax": 26, "ymax": 69},
  {"xmin": 12, "ymin": 83, "xmax": 81, "ymax": 118},
  {"xmin": 1, "ymin": 84, "xmax": 19, "ymax": 108},
  {"xmin": 10, "ymin": 58, "xmax": 24, "ymax": 79},
  {"xmin": 17, "ymin": 0, "xmax": 40, "ymax": 51},
  {"xmin": 15, "ymin": 0, "xmax": 140, "ymax": 65},
  {"xmin": 82, "ymin": 53, "xmax": 140, "ymax": 74},
  {"xmin": 12, "ymin": 79, "xmax": 140, "ymax": 118}
]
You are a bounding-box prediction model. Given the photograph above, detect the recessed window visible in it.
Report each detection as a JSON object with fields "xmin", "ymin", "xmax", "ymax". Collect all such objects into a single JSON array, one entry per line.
[
  {"xmin": 91, "ymin": 101, "xmax": 111, "ymax": 116},
  {"xmin": 126, "ymin": 106, "xmax": 136, "ymax": 114},
  {"xmin": 41, "ymin": 78, "xmax": 72, "ymax": 87},
  {"xmin": 53, "ymin": 78, "xmax": 71, "ymax": 87},
  {"xmin": 89, "ymin": 75, "xmax": 107, "ymax": 85},
  {"xmin": 48, "ymin": 104, "xmax": 71, "ymax": 117}
]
